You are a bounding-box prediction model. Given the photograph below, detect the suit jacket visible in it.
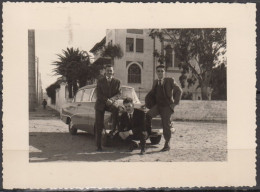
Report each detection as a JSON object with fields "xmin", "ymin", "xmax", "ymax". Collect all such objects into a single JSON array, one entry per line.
[
  {"xmin": 145, "ymin": 77, "xmax": 182, "ymax": 111},
  {"xmin": 95, "ymin": 76, "xmax": 121, "ymax": 111},
  {"xmin": 119, "ymin": 109, "xmax": 146, "ymax": 135}
]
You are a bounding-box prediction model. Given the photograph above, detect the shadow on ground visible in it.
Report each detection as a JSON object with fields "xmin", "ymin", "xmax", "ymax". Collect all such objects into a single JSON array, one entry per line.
[{"xmin": 29, "ymin": 131, "xmax": 158, "ymax": 162}]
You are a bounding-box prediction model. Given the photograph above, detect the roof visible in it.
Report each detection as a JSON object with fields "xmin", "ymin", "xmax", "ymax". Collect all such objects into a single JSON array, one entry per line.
[{"xmin": 90, "ymin": 37, "xmax": 106, "ymax": 53}]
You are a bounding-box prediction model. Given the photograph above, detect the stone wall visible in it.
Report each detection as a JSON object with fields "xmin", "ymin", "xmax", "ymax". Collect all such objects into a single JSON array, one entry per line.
[{"xmin": 173, "ymin": 100, "xmax": 227, "ymax": 122}]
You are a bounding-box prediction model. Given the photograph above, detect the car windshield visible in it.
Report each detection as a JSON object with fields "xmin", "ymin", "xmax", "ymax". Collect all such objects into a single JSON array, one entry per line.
[{"xmin": 89, "ymin": 86, "xmax": 141, "ymax": 104}]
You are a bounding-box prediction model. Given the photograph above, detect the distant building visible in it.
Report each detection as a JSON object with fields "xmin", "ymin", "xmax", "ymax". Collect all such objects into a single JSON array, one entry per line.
[
  {"xmin": 90, "ymin": 29, "xmax": 204, "ymax": 100},
  {"xmin": 28, "ymin": 30, "xmax": 44, "ymax": 111},
  {"xmin": 28, "ymin": 29, "xmax": 37, "ymax": 111}
]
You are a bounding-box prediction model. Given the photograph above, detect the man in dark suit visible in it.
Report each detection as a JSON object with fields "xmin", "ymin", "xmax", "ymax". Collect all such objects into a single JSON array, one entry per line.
[
  {"xmin": 95, "ymin": 64, "xmax": 121, "ymax": 151},
  {"xmin": 145, "ymin": 64, "xmax": 182, "ymax": 152},
  {"xmin": 118, "ymin": 97, "xmax": 147, "ymax": 155}
]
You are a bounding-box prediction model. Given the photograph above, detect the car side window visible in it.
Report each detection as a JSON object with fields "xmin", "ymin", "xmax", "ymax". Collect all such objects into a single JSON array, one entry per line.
[
  {"xmin": 91, "ymin": 88, "xmax": 97, "ymax": 102},
  {"xmin": 82, "ymin": 88, "xmax": 93, "ymax": 102},
  {"xmin": 75, "ymin": 90, "xmax": 84, "ymax": 102}
]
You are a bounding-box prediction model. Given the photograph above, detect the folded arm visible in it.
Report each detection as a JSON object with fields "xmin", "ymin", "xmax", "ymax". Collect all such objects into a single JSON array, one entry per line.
[{"xmin": 172, "ymin": 78, "xmax": 183, "ymax": 105}]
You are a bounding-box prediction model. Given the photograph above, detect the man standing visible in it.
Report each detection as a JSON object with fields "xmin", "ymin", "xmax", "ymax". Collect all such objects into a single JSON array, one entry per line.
[
  {"xmin": 42, "ymin": 99, "xmax": 47, "ymax": 109},
  {"xmin": 95, "ymin": 64, "xmax": 121, "ymax": 151},
  {"xmin": 145, "ymin": 64, "xmax": 182, "ymax": 152},
  {"xmin": 118, "ymin": 98, "xmax": 147, "ymax": 155}
]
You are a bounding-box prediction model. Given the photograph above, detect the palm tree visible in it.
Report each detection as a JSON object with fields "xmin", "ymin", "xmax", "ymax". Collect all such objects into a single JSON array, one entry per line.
[{"xmin": 52, "ymin": 47, "xmax": 92, "ymax": 98}]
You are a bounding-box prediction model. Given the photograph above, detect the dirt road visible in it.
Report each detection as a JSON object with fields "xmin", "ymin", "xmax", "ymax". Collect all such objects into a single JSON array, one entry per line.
[{"xmin": 29, "ymin": 106, "xmax": 227, "ymax": 162}]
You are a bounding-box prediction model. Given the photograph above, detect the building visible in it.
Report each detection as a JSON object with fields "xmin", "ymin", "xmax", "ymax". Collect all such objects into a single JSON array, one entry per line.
[
  {"xmin": 28, "ymin": 30, "xmax": 44, "ymax": 111},
  {"xmin": 90, "ymin": 29, "xmax": 203, "ymax": 100},
  {"xmin": 28, "ymin": 29, "xmax": 37, "ymax": 111}
]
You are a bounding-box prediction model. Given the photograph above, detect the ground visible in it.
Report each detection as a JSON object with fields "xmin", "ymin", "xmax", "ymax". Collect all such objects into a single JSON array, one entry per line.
[{"xmin": 29, "ymin": 106, "xmax": 227, "ymax": 162}]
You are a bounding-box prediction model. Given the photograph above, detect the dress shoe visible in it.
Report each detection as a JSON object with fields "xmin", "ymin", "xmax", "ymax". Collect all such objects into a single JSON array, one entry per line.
[
  {"xmin": 140, "ymin": 149, "xmax": 146, "ymax": 155},
  {"xmin": 160, "ymin": 146, "xmax": 170, "ymax": 152},
  {"xmin": 96, "ymin": 147, "xmax": 103, "ymax": 152},
  {"xmin": 128, "ymin": 142, "xmax": 138, "ymax": 152},
  {"xmin": 128, "ymin": 145, "xmax": 134, "ymax": 152}
]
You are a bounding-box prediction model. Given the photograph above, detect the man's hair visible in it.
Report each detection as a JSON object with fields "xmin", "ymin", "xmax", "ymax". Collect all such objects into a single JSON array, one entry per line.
[
  {"xmin": 156, "ymin": 64, "xmax": 165, "ymax": 70},
  {"xmin": 123, "ymin": 97, "xmax": 133, "ymax": 105},
  {"xmin": 105, "ymin": 64, "xmax": 113, "ymax": 69}
]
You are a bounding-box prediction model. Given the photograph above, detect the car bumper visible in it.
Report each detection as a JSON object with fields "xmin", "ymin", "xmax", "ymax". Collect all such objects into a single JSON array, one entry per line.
[{"xmin": 150, "ymin": 129, "xmax": 163, "ymax": 136}]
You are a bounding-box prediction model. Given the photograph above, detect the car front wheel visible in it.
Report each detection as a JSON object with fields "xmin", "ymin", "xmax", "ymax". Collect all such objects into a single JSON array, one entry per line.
[
  {"xmin": 68, "ymin": 121, "xmax": 77, "ymax": 135},
  {"xmin": 150, "ymin": 135, "xmax": 161, "ymax": 145}
]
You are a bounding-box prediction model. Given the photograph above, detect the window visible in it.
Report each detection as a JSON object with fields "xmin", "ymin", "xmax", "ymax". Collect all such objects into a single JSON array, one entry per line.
[
  {"xmin": 127, "ymin": 29, "xmax": 143, "ymax": 34},
  {"xmin": 128, "ymin": 64, "xmax": 141, "ymax": 83},
  {"xmin": 136, "ymin": 39, "xmax": 144, "ymax": 53},
  {"xmin": 82, "ymin": 88, "xmax": 93, "ymax": 102},
  {"xmin": 75, "ymin": 90, "xmax": 84, "ymax": 102},
  {"xmin": 165, "ymin": 45, "xmax": 173, "ymax": 68},
  {"xmin": 126, "ymin": 38, "xmax": 134, "ymax": 52}
]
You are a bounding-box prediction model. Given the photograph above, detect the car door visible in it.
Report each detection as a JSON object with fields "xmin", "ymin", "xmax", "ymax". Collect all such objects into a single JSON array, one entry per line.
[
  {"xmin": 70, "ymin": 89, "xmax": 84, "ymax": 129},
  {"xmin": 88, "ymin": 88, "xmax": 112, "ymax": 133},
  {"xmin": 74, "ymin": 88, "xmax": 94, "ymax": 132},
  {"xmin": 87, "ymin": 88, "xmax": 97, "ymax": 133}
]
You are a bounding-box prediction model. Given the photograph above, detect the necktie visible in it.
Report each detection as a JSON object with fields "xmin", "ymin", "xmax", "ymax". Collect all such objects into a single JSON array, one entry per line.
[
  {"xmin": 107, "ymin": 78, "xmax": 111, "ymax": 86},
  {"xmin": 158, "ymin": 80, "xmax": 162, "ymax": 86},
  {"xmin": 129, "ymin": 114, "xmax": 132, "ymax": 121}
]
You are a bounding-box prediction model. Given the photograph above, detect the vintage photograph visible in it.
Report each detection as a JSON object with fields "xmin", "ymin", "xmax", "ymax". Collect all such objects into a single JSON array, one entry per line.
[
  {"xmin": 3, "ymin": 3, "xmax": 256, "ymax": 188},
  {"xmin": 29, "ymin": 27, "xmax": 227, "ymax": 162}
]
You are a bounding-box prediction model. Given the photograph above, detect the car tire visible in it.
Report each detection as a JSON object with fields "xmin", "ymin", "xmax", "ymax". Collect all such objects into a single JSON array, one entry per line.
[
  {"xmin": 150, "ymin": 135, "xmax": 162, "ymax": 145},
  {"xmin": 68, "ymin": 121, "xmax": 77, "ymax": 135}
]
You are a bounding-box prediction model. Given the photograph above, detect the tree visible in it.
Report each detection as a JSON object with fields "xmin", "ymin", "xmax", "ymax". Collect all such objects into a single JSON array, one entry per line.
[
  {"xmin": 52, "ymin": 48, "xmax": 92, "ymax": 98},
  {"xmin": 150, "ymin": 28, "xmax": 226, "ymax": 100},
  {"xmin": 210, "ymin": 63, "xmax": 227, "ymax": 100},
  {"xmin": 46, "ymin": 81, "xmax": 60, "ymax": 104},
  {"xmin": 101, "ymin": 43, "xmax": 123, "ymax": 65}
]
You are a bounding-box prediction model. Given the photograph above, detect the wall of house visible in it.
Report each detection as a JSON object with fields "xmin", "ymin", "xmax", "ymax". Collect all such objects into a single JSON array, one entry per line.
[
  {"xmin": 53, "ymin": 82, "xmax": 67, "ymax": 111},
  {"xmin": 106, "ymin": 29, "xmax": 154, "ymax": 94},
  {"xmin": 106, "ymin": 29, "xmax": 187, "ymax": 100},
  {"xmin": 174, "ymin": 100, "xmax": 226, "ymax": 121},
  {"xmin": 104, "ymin": 29, "xmax": 215, "ymax": 100}
]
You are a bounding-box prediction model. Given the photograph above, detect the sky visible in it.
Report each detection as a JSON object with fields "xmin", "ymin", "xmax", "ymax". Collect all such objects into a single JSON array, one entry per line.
[
  {"xmin": 33, "ymin": 7, "xmax": 107, "ymax": 90},
  {"xmin": 36, "ymin": 27, "xmax": 106, "ymax": 90}
]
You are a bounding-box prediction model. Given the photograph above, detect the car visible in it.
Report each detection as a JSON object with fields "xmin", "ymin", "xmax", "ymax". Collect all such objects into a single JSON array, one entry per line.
[{"xmin": 60, "ymin": 84, "xmax": 163, "ymax": 146}]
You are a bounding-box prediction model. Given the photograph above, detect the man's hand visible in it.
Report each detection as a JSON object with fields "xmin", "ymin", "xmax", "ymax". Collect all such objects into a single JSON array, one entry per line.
[
  {"xmin": 129, "ymin": 130, "xmax": 133, "ymax": 135},
  {"xmin": 106, "ymin": 99, "xmax": 113, "ymax": 106},
  {"xmin": 142, "ymin": 131, "xmax": 148, "ymax": 138},
  {"xmin": 170, "ymin": 103, "xmax": 177, "ymax": 111}
]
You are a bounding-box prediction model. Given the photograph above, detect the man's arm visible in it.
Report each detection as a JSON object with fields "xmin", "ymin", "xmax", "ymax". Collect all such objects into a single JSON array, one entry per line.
[
  {"xmin": 118, "ymin": 112, "xmax": 127, "ymax": 132},
  {"xmin": 110, "ymin": 80, "xmax": 122, "ymax": 101},
  {"xmin": 171, "ymin": 78, "xmax": 183, "ymax": 105}
]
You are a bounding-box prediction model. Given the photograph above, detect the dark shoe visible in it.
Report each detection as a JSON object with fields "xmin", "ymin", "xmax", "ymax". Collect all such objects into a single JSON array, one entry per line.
[
  {"xmin": 160, "ymin": 146, "xmax": 170, "ymax": 152},
  {"xmin": 96, "ymin": 147, "xmax": 103, "ymax": 152},
  {"xmin": 140, "ymin": 149, "xmax": 146, "ymax": 155},
  {"xmin": 128, "ymin": 142, "xmax": 138, "ymax": 152},
  {"xmin": 128, "ymin": 145, "xmax": 134, "ymax": 152}
]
